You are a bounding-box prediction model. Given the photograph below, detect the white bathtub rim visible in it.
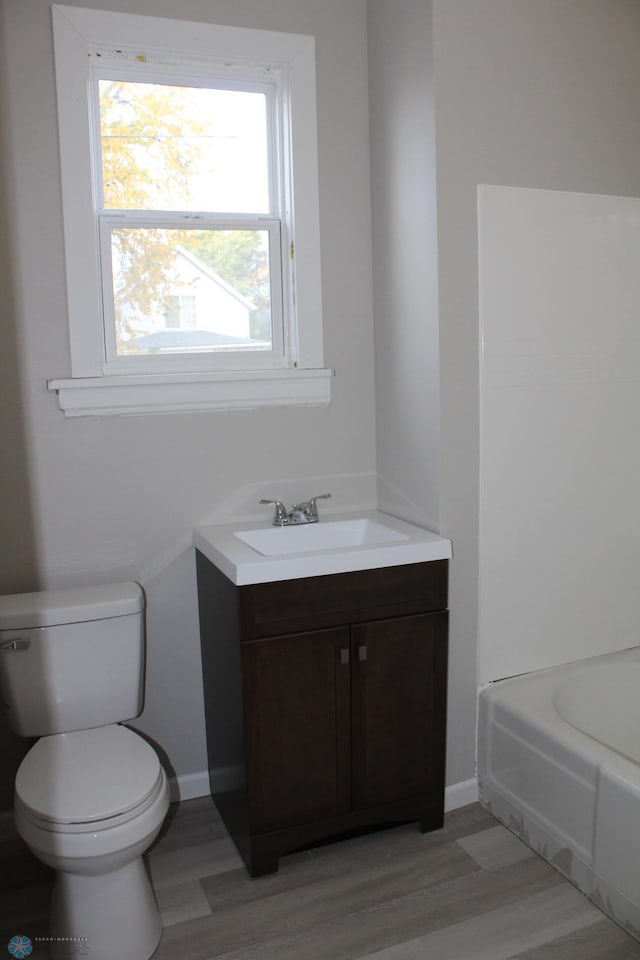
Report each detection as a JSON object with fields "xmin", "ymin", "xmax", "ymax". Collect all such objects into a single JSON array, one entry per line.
[
  {"xmin": 480, "ymin": 644, "xmax": 640, "ymax": 783},
  {"xmin": 553, "ymin": 663, "xmax": 640, "ymax": 765}
]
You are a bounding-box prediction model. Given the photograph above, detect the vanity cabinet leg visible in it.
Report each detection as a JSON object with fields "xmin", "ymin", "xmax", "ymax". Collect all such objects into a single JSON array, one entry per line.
[
  {"xmin": 419, "ymin": 810, "xmax": 444, "ymax": 834},
  {"xmin": 248, "ymin": 848, "xmax": 280, "ymax": 878}
]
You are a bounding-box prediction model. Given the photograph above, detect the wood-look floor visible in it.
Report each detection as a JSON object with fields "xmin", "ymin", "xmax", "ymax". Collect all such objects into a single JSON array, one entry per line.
[{"xmin": 1, "ymin": 798, "xmax": 639, "ymax": 959}]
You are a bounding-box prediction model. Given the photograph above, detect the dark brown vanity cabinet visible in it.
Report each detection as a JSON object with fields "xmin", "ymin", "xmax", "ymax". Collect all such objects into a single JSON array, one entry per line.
[{"xmin": 196, "ymin": 552, "xmax": 448, "ymax": 876}]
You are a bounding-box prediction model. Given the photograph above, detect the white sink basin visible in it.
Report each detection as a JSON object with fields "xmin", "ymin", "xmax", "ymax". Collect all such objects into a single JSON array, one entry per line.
[
  {"xmin": 235, "ymin": 518, "xmax": 409, "ymax": 556},
  {"xmin": 194, "ymin": 511, "xmax": 452, "ymax": 585}
]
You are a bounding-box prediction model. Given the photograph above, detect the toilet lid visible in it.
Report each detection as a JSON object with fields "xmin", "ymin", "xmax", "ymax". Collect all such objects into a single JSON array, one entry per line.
[{"xmin": 16, "ymin": 725, "xmax": 163, "ymax": 825}]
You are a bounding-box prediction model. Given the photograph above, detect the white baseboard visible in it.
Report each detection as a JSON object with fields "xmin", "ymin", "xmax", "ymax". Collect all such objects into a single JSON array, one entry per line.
[
  {"xmin": 444, "ymin": 777, "xmax": 479, "ymax": 811},
  {"xmin": 171, "ymin": 770, "xmax": 479, "ymax": 814},
  {"xmin": 168, "ymin": 770, "xmax": 211, "ymax": 803}
]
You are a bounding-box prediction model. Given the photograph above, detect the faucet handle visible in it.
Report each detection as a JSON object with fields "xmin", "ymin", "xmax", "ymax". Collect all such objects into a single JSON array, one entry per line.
[
  {"xmin": 259, "ymin": 498, "xmax": 289, "ymax": 525},
  {"xmin": 306, "ymin": 493, "xmax": 332, "ymax": 521}
]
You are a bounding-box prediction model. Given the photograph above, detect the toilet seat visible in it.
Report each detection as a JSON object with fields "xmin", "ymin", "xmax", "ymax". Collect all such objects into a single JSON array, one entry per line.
[{"xmin": 16, "ymin": 724, "xmax": 164, "ymax": 831}]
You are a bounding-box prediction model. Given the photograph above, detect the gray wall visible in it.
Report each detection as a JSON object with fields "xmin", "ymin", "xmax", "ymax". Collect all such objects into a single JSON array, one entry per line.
[
  {"xmin": 0, "ymin": 0, "xmax": 376, "ymax": 808},
  {"xmin": 367, "ymin": 0, "xmax": 440, "ymax": 532}
]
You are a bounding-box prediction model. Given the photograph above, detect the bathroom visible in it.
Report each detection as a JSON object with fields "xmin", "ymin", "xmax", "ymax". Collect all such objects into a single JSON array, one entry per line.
[{"xmin": 2, "ymin": 0, "xmax": 640, "ymax": 954}]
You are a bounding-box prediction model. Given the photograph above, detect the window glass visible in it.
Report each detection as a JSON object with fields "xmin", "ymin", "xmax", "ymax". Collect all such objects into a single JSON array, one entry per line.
[
  {"xmin": 99, "ymin": 80, "xmax": 270, "ymax": 214},
  {"xmin": 105, "ymin": 227, "xmax": 273, "ymax": 357}
]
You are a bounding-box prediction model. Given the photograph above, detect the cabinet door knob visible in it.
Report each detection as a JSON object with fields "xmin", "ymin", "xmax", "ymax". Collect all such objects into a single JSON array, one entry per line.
[
  {"xmin": 358, "ymin": 645, "xmax": 368, "ymax": 662},
  {"xmin": 340, "ymin": 648, "xmax": 350, "ymax": 665}
]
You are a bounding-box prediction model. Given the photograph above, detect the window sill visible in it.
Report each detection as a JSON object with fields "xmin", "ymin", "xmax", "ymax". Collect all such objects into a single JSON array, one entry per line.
[{"xmin": 48, "ymin": 368, "xmax": 332, "ymax": 417}]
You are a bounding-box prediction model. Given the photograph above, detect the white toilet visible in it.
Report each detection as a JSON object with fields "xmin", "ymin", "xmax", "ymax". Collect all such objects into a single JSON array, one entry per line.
[{"xmin": 0, "ymin": 582, "xmax": 170, "ymax": 960}]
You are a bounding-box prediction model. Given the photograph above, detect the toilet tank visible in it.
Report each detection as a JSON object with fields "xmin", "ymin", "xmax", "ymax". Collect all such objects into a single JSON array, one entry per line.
[{"xmin": 0, "ymin": 582, "xmax": 145, "ymax": 737}]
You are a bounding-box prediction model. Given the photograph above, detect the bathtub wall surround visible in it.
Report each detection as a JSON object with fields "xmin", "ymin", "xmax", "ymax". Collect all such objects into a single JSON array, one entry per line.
[
  {"xmin": 478, "ymin": 186, "xmax": 640, "ymax": 685},
  {"xmin": 479, "ymin": 646, "xmax": 640, "ymax": 941}
]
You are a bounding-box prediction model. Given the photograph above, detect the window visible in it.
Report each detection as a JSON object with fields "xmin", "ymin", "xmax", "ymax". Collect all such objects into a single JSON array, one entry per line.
[
  {"xmin": 97, "ymin": 79, "xmax": 281, "ymax": 369},
  {"xmin": 49, "ymin": 6, "xmax": 330, "ymax": 415},
  {"xmin": 164, "ymin": 296, "xmax": 197, "ymax": 331}
]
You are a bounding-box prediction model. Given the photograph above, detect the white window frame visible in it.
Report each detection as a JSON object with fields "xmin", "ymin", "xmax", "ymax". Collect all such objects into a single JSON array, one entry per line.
[{"xmin": 48, "ymin": 5, "xmax": 330, "ymax": 416}]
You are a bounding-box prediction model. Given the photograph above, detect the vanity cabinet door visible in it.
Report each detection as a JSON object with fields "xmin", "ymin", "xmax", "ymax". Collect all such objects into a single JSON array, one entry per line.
[
  {"xmin": 241, "ymin": 626, "xmax": 352, "ymax": 834},
  {"xmin": 350, "ymin": 612, "xmax": 448, "ymax": 811}
]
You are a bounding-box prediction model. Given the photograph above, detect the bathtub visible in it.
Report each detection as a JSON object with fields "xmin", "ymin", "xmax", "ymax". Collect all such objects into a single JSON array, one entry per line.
[{"xmin": 478, "ymin": 646, "xmax": 640, "ymax": 941}]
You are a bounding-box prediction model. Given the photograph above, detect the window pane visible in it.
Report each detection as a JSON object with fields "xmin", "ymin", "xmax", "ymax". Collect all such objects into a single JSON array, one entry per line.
[
  {"xmin": 99, "ymin": 80, "xmax": 270, "ymax": 213},
  {"xmin": 108, "ymin": 227, "xmax": 273, "ymax": 356}
]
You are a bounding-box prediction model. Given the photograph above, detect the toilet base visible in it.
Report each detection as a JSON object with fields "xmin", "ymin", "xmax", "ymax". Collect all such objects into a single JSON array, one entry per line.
[{"xmin": 49, "ymin": 856, "xmax": 161, "ymax": 960}]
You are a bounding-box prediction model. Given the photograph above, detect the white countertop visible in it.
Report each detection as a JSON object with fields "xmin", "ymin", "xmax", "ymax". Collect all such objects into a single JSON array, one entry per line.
[{"xmin": 194, "ymin": 511, "xmax": 452, "ymax": 585}]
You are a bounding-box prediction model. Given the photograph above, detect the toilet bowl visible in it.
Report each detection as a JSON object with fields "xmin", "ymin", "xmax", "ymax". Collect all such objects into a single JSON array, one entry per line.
[
  {"xmin": 14, "ymin": 724, "xmax": 170, "ymax": 960},
  {"xmin": 0, "ymin": 583, "xmax": 170, "ymax": 960}
]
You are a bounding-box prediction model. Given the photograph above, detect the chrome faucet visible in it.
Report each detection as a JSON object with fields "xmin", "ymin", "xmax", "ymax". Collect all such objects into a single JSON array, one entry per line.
[{"xmin": 260, "ymin": 494, "xmax": 332, "ymax": 526}]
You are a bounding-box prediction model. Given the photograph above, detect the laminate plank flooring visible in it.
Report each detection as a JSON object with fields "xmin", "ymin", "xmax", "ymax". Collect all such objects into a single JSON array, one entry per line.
[{"xmin": 1, "ymin": 799, "xmax": 639, "ymax": 959}]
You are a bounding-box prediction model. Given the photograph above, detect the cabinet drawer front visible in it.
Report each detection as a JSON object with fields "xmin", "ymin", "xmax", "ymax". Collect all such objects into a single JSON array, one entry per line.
[{"xmin": 239, "ymin": 561, "xmax": 448, "ymax": 639}]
